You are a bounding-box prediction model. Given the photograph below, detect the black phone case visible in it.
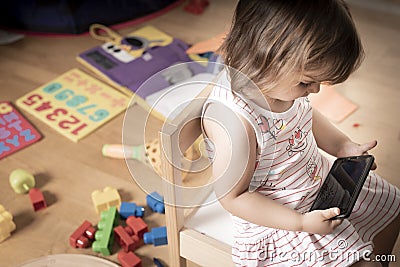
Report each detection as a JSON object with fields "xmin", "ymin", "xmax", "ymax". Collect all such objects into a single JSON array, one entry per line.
[{"xmin": 309, "ymin": 155, "xmax": 375, "ymax": 219}]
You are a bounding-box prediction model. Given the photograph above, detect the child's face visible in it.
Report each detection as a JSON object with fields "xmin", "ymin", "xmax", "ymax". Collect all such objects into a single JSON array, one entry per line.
[{"xmin": 265, "ymin": 76, "xmax": 321, "ymax": 102}]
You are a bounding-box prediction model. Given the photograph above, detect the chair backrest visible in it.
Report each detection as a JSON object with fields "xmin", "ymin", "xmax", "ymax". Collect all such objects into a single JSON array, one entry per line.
[{"xmin": 159, "ymin": 83, "xmax": 214, "ymax": 267}]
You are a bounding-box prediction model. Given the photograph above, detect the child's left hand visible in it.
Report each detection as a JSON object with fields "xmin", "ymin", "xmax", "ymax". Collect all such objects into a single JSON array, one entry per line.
[{"xmin": 336, "ymin": 140, "xmax": 377, "ymax": 170}]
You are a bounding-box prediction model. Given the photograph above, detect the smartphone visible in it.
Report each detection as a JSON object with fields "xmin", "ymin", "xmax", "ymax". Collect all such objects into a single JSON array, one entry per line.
[{"xmin": 309, "ymin": 155, "xmax": 375, "ymax": 219}]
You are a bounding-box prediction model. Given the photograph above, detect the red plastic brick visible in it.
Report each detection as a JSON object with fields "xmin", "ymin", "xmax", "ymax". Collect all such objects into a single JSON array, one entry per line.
[
  {"xmin": 114, "ymin": 225, "xmax": 141, "ymax": 252},
  {"xmin": 118, "ymin": 251, "xmax": 142, "ymax": 267},
  {"xmin": 184, "ymin": 0, "xmax": 209, "ymax": 15},
  {"xmin": 126, "ymin": 216, "xmax": 148, "ymax": 240},
  {"xmin": 29, "ymin": 188, "xmax": 47, "ymax": 211},
  {"xmin": 69, "ymin": 220, "xmax": 96, "ymax": 248}
]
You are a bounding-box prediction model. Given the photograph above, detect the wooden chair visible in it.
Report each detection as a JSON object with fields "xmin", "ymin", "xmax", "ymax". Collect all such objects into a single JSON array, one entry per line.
[{"xmin": 159, "ymin": 84, "xmax": 235, "ymax": 267}]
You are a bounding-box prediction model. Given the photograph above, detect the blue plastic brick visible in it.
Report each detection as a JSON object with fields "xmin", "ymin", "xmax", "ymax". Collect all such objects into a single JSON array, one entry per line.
[
  {"xmin": 153, "ymin": 257, "xmax": 165, "ymax": 267},
  {"xmin": 146, "ymin": 191, "xmax": 165, "ymax": 214},
  {"xmin": 143, "ymin": 226, "xmax": 167, "ymax": 246},
  {"xmin": 120, "ymin": 202, "xmax": 145, "ymax": 219}
]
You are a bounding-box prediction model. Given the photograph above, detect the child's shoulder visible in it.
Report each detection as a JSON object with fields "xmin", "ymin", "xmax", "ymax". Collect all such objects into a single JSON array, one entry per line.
[{"xmin": 203, "ymin": 99, "xmax": 256, "ymax": 143}]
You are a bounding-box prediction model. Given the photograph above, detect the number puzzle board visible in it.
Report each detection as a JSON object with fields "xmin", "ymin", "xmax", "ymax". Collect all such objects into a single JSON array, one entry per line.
[
  {"xmin": 0, "ymin": 102, "xmax": 42, "ymax": 159},
  {"xmin": 16, "ymin": 69, "xmax": 130, "ymax": 142}
]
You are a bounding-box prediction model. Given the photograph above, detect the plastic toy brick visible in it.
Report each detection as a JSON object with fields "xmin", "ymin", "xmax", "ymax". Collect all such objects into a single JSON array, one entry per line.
[
  {"xmin": 92, "ymin": 206, "xmax": 118, "ymax": 256},
  {"xmin": 9, "ymin": 169, "xmax": 35, "ymax": 194},
  {"xmin": 125, "ymin": 216, "xmax": 148, "ymax": 240},
  {"xmin": 69, "ymin": 220, "xmax": 96, "ymax": 248},
  {"xmin": 153, "ymin": 258, "xmax": 165, "ymax": 267},
  {"xmin": 120, "ymin": 202, "xmax": 144, "ymax": 219},
  {"xmin": 143, "ymin": 226, "xmax": 167, "ymax": 246},
  {"xmin": 91, "ymin": 186, "xmax": 121, "ymax": 214},
  {"xmin": 29, "ymin": 188, "xmax": 47, "ymax": 211},
  {"xmin": 114, "ymin": 225, "xmax": 141, "ymax": 252},
  {"xmin": 117, "ymin": 251, "xmax": 142, "ymax": 267},
  {"xmin": 184, "ymin": 0, "xmax": 210, "ymax": 15},
  {"xmin": 0, "ymin": 205, "xmax": 16, "ymax": 243},
  {"xmin": 146, "ymin": 192, "xmax": 165, "ymax": 214}
]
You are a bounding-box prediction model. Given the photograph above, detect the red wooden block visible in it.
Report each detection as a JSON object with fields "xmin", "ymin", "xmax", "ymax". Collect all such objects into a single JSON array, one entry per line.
[
  {"xmin": 118, "ymin": 251, "xmax": 142, "ymax": 267},
  {"xmin": 69, "ymin": 220, "xmax": 96, "ymax": 248},
  {"xmin": 114, "ymin": 225, "xmax": 141, "ymax": 252},
  {"xmin": 126, "ymin": 216, "xmax": 148, "ymax": 240},
  {"xmin": 29, "ymin": 188, "xmax": 47, "ymax": 211}
]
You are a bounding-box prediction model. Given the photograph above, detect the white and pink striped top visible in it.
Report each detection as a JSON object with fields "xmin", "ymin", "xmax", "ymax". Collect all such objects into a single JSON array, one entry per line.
[{"xmin": 202, "ymin": 71, "xmax": 400, "ymax": 267}]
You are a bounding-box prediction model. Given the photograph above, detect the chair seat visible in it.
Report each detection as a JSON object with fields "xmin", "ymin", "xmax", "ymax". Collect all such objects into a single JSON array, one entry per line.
[{"xmin": 184, "ymin": 191, "xmax": 234, "ymax": 246}]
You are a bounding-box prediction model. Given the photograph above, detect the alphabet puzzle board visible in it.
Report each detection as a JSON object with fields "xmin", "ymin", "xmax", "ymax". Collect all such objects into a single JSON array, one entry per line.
[
  {"xmin": 16, "ymin": 68, "xmax": 130, "ymax": 142},
  {"xmin": 0, "ymin": 101, "xmax": 42, "ymax": 159}
]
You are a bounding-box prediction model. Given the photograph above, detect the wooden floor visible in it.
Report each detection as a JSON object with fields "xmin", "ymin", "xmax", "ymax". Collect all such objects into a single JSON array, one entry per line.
[{"xmin": 0, "ymin": 0, "xmax": 399, "ymax": 266}]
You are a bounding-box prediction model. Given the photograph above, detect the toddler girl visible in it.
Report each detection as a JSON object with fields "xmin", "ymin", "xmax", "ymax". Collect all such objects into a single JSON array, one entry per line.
[{"xmin": 201, "ymin": 0, "xmax": 400, "ymax": 266}]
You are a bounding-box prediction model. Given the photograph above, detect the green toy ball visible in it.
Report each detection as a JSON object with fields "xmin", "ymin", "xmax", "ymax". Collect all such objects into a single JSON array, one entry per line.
[{"xmin": 9, "ymin": 169, "xmax": 35, "ymax": 194}]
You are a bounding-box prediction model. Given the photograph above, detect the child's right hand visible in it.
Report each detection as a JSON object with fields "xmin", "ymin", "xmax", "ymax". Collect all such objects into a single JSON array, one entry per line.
[{"xmin": 301, "ymin": 208, "xmax": 343, "ymax": 235}]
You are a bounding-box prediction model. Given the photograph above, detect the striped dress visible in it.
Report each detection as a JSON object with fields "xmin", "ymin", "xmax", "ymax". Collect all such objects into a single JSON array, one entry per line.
[{"xmin": 202, "ymin": 71, "xmax": 400, "ymax": 267}]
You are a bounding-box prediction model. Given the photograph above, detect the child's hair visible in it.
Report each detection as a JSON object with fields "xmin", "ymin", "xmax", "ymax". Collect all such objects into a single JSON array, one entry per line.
[{"xmin": 220, "ymin": 0, "xmax": 364, "ymax": 95}]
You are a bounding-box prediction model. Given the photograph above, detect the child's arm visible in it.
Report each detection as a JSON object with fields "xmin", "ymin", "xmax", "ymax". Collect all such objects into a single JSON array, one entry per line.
[
  {"xmin": 312, "ymin": 109, "xmax": 377, "ymax": 163},
  {"xmin": 203, "ymin": 103, "xmax": 342, "ymax": 235}
]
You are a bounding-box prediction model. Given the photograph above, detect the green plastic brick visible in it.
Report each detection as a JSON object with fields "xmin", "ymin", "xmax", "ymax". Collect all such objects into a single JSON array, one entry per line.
[{"xmin": 92, "ymin": 206, "xmax": 118, "ymax": 255}]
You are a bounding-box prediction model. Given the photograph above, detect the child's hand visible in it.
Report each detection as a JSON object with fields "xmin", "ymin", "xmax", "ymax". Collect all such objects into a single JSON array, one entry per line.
[
  {"xmin": 337, "ymin": 140, "xmax": 377, "ymax": 170},
  {"xmin": 301, "ymin": 208, "xmax": 343, "ymax": 235}
]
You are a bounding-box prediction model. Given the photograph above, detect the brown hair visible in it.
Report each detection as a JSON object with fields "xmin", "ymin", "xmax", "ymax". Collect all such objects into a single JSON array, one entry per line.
[{"xmin": 220, "ymin": 0, "xmax": 364, "ymax": 94}]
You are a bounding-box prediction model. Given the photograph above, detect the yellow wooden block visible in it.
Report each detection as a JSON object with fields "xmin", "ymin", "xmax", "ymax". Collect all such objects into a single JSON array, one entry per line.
[
  {"xmin": 91, "ymin": 187, "xmax": 121, "ymax": 214},
  {"xmin": 0, "ymin": 205, "xmax": 16, "ymax": 243}
]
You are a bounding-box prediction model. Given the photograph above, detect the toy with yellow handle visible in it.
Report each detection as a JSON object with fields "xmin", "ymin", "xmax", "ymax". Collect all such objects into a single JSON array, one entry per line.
[{"xmin": 89, "ymin": 24, "xmax": 168, "ymax": 59}]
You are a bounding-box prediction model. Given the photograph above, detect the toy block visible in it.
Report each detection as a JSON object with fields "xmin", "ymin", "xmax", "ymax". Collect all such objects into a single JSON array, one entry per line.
[
  {"xmin": 69, "ymin": 220, "xmax": 96, "ymax": 248},
  {"xmin": 125, "ymin": 216, "xmax": 148, "ymax": 240},
  {"xmin": 117, "ymin": 251, "xmax": 142, "ymax": 267},
  {"xmin": 29, "ymin": 188, "xmax": 47, "ymax": 211},
  {"xmin": 0, "ymin": 205, "xmax": 16, "ymax": 243},
  {"xmin": 9, "ymin": 169, "xmax": 35, "ymax": 194},
  {"xmin": 143, "ymin": 226, "xmax": 167, "ymax": 246},
  {"xmin": 114, "ymin": 225, "xmax": 141, "ymax": 252},
  {"xmin": 146, "ymin": 192, "xmax": 164, "ymax": 214},
  {"xmin": 91, "ymin": 186, "xmax": 121, "ymax": 214},
  {"xmin": 120, "ymin": 202, "xmax": 144, "ymax": 219},
  {"xmin": 92, "ymin": 206, "xmax": 118, "ymax": 256},
  {"xmin": 153, "ymin": 258, "xmax": 165, "ymax": 267}
]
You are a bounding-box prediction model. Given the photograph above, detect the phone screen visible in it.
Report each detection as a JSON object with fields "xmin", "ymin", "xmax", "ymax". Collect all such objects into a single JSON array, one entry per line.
[{"xmin": 310, "ymin": 155, "xmax": 374, "ymax": 217}]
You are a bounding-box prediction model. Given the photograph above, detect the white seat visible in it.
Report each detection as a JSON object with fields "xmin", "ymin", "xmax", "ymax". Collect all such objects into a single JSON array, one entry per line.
[{"xmin": 184, "ymin": 191, "xmax": 234, "ymax": 246}]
